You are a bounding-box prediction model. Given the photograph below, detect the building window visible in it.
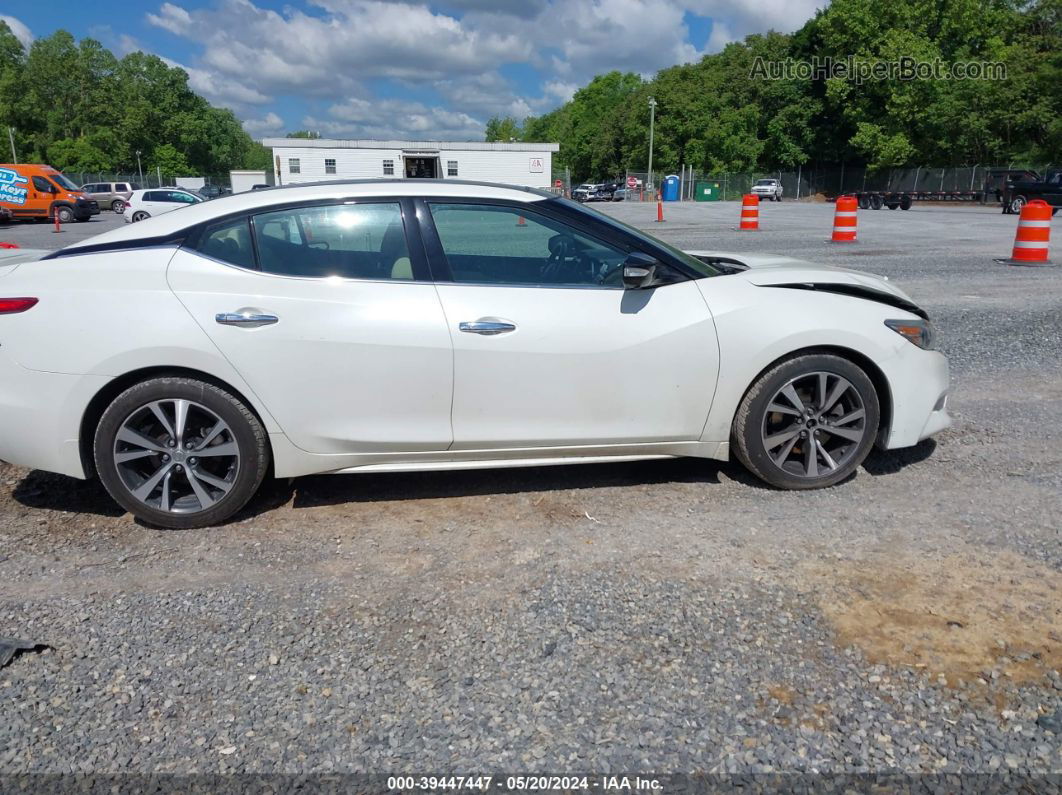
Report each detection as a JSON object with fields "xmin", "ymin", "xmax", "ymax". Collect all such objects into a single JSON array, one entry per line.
[
  {"xmin": 447, "ymin": 160, "xmax": 459, "ymax": 177},
  {"xmin": 324, "ymin": 158, "xmax": 336, "ymax": 175},
  {"xmin": 383, "ymin": 159, "xmax": 394, "ymax": 176},
  {"xmin": 288, "ymin": 158, "xmax": 301, "ymax": 174}
]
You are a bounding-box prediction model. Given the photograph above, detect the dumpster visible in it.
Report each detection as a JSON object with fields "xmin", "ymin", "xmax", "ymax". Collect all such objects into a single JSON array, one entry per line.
[
  {"xmin": 695, "ymin": 181, "xmax": 720, "ymax": 201},
  {"xmin": 662, "ymin": 174, "xmax": 681, "ymax": 201}
]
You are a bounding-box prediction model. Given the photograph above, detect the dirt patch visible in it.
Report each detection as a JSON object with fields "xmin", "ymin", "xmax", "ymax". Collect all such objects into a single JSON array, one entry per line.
[{"xmin": 804, "ymin": 547, "xmax": 1061, "ymax": 685}]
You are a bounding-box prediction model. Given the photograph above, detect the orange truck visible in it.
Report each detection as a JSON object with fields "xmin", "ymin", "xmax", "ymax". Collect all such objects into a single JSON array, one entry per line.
[{"xmin": 0, "ymin": 163, "xmax": 100, "ymax": 223}]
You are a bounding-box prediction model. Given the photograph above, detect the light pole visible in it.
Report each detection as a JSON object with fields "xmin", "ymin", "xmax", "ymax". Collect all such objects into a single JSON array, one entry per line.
[
  {"xmin": 135, "ymin": 150, "xmax": 143, "ymax": 184},
  {"xmin": 647, "ymin": 96, "xmax": 657, "ymax": 196}
]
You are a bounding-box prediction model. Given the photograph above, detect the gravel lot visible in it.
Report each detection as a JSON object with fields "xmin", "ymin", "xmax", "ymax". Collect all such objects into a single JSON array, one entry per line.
[{"xmin": 1, "ymin": 199, "xmax": 1059, "ymax": 785}]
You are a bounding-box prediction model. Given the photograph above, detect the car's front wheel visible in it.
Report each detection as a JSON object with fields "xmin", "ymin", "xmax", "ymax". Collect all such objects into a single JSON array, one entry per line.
[
  {"xmin": 55, "ymin": 205, "xmax": 75, "ymax": 224},
  {"xmin": 94, "ymin": 377, "xmax": 270, "ymax": 529},
  {"xmin": 732, "ymin": 354, "xmax": 880, "ymax": 489}
]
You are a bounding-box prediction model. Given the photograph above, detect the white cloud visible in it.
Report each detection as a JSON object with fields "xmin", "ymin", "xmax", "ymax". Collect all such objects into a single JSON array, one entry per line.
[
  {"xmin": 142, "ymin": 0, "xmax": 825, "ymax": 139},
  {"xmin": 242, "ymin": 111, "xmax": 285, "ymax": 136},
  {"xmin": 0, "ymin": 15, "xmax": 33, "ymax": 49}
]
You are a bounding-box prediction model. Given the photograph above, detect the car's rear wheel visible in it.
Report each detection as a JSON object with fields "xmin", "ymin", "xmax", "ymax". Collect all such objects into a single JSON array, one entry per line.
[
  {"xmin": 94, "ymin": 377, "xmax": 270, "ymax": 529},
  {"xmin": 111, "ymin": 199, "xmax": 126, "ymax": 213},
  {"xmin": 732, "ymin": 354, "xmax": 880, "ymax": 490},
  {"xmin": 131, "ymin": 211, "xmax": 149, "ymax": 222}
]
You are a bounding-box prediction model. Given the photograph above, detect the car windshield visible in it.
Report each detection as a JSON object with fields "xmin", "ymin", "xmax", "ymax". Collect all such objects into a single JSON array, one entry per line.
[
  {"xmin": 52, "ymin": 173, "xmax": 80, "ymax": 191},
  {"xmin": 755, "ymin": 180, "xmax": 774, "ymax": 185},
  {"xmin": 551, "ymin": 197, "xmax": 721, "ymax": 277}
]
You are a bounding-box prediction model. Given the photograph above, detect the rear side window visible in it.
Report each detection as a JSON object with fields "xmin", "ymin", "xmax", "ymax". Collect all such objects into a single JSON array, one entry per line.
[
  {"xmin": 143, "ymin": 191, "xmax": 160, "ymax": 202},
  {"xmin": 253, "ymin": 203, "xmax": 412, "ymax": 281},
  {"xmin": 196, "ymin": 218, "xmax": 255, "ymax": 270}
]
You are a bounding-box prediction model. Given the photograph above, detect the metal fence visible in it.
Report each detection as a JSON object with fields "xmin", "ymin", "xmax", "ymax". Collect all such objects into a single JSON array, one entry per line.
[
  {"xmin": 65, "ymin": 172, "xmax": 235, "ymax": 190},
  {"xmin": 596, "ymin": 165, "xmax": 1051, "ymax": 203}
]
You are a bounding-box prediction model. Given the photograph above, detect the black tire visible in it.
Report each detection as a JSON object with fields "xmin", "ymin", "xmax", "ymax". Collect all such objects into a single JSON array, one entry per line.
[
  {"xmin": 870, "ymin": 194, "xmax": 884, "ymax": 210},
  {"xmin": 111, "ymin": 199, "xmax": 126, "ymax": 213},
  {"xmin": 732, "ymin": 354, "xmax": 880, "ymax": 490},
  {"xmin": 93, "ymin": 377, "xmax": 270, "ymax": 529},
  {"xmin": 858, "ymin": 195, "xmax": 870, "ymax": 210},
  {"xmin": 131, "ymin": 211, "xmax": 149, "ymax": 222},
  {"xmin": 887, "ymin": 202, "xmax": 899, "ymax": 210},
  {"xmin": 900, "ymin": 195, "xmax": 913, "ymax": 211},
  {"xmin": 55, "ymin": 205, "xmax": 75, "ymax": 224}
]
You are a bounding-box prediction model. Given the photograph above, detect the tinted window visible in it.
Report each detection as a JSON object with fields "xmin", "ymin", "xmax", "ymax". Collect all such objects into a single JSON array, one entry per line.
[
  {"xmin": 428, "ymin": 203, "xmax": 627, "ymax": 287},
  {"xmin": 169, "ymin": 191, "xmax": 199, "ymax": 203},
  {"xmin": 197, "ymin": 218, "xmax": 255, "ymax": 269},
  {"xmin": 143, "ymin": 191, "xmax": 161, "ymax": 202},
  {"xmin": 253, "ymin": 202, "xmax": 412, "ymax": 281},
  {"xmin": 32, "ymin": 176, "xmax": 56, "ymax": 193}
]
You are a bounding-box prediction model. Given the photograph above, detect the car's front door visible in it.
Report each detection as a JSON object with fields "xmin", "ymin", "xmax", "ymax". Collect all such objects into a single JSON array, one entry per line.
[
  {"xmin": 168, "ymin": 199, "xmax": 454, "ymax": 455},
  {"xmin": 421, "ymin": 200, "xmax": 720, "ymax": 450}
]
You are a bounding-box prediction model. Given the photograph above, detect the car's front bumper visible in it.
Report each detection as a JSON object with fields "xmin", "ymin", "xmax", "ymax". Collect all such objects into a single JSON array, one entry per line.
[{"xmin": 880, "ymin": 346, "xmax": 951, "ymax": 449}]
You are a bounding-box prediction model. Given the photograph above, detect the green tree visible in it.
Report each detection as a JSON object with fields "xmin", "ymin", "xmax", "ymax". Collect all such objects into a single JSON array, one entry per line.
[
  {"xmin": 286, "ymin": 130, "xmax": 320, "ymax": 139},
  {"xmin": 149, "ymin": 143, "xmax": 190, "ymax": 176},
  {"xmin": 484, "ymin": 116, "xmax": 522, "ymax": 142}
]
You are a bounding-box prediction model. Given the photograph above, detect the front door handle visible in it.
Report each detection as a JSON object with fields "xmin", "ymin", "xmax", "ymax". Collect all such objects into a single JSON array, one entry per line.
[
  {"xmin": 216, "ymin": 310, "xmax": 279, "ymax": 328},
  {"xmin": 459, "ymin": 320, "xmax": 517, "ymax": 335}
]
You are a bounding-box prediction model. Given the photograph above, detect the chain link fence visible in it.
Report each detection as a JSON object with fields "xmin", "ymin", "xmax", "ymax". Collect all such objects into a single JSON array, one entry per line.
[
  {"xmin": 577, "ymin": 165, "xmax": 1051, "ymax": 204},
  {"xmin": 65, "ymin": 172, "xmax": 235, "ymax": 191}
]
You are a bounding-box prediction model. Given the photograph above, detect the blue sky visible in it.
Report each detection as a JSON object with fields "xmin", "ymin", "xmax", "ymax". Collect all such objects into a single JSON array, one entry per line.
[{"xmin": 2, "ymin": 1, "xmax": 824, "ymax": 140}]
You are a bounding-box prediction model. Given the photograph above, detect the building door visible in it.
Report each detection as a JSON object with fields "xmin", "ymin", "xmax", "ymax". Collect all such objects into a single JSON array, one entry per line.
[{"xmin": 404, "ymin": 156, "xmax": 438, "ymax": 179}]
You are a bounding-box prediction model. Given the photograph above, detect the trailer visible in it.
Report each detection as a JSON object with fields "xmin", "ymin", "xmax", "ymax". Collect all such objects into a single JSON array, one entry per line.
[{"xmin": 846, "ymin": 190, "xmax": 992, "ymax": 210}]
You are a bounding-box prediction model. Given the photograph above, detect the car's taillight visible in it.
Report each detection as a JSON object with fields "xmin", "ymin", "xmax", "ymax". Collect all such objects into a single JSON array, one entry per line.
[{"xmin": 0, "ymin": 298, "xmax": 38, "ymax": 314}]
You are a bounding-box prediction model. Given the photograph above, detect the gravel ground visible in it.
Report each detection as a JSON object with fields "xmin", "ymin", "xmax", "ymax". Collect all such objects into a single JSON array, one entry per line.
[{"xmin": 1, "ymin": 200, "xmax": 1059, "ymax": 786}]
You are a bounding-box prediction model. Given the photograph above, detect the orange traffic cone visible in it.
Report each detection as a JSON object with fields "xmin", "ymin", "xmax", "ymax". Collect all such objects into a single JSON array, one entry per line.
[
  {"xmin": 656, "ymin": 200, "xmax": 664, "ymax": 223},
  {"xmin": 739, "ymin": 194, "xmax": 759, "ymax": 230},
  {"xmin": 516, "ymin": 215, "xmax": 526, "ymax": 227},
  {"xmin": 1007, "ymin": 199, "xmax": 1052, "ymax": 265},
  {"xmin": 831, "ymin": 195, "xmax": 858, "ymax": 242}
]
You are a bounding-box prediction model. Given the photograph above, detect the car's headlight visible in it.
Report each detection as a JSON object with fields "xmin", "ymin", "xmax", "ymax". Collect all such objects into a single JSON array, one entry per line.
[{"xmin": 885, "ymin": 318, "xmax": 938, "ymax": 350}]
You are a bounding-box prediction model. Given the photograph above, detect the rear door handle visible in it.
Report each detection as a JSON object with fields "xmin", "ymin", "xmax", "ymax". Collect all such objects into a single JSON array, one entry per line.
[
  {"xmin": 459, "ymin": 320, "xmax": 517, "ymax": 335},
  {"xmin": 216, "ymin": 310, "xmax": 279, "ymax": 328}
]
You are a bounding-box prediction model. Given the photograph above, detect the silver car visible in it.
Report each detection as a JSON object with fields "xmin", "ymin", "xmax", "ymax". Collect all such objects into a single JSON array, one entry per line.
[{"xmin": 79, "ymin": 181, "xmax": 141, "ymax": 213}]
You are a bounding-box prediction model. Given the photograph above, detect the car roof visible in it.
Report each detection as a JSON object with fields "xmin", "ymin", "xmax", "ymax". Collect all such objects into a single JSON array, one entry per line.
[{"xmin": 63, "ymin": 179, "xmax": 556, "ymax": 251}]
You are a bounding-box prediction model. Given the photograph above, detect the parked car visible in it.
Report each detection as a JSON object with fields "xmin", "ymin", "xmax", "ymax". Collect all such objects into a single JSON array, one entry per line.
[
  {"xmin": 751, "ymin": 178, "xmax": 783, "ymax": 201},
  {"xmin": 0, "ymin": 163, "xmax": 100, "ymax": 223},
  {"xmin": 611, "ymin": 187, "xmax": 627, "ymax": 201},
  {"xmin": 80, "ymin": 181, "xmax": 140, "ymax": 213},
  {"xmin": 123, "ymin": 188, "xmax": 204, "ymax": 223},
  {"xmin": 196, "ymin": 184, "xmax": 231, "ymax": 200},
  {"xmin": 1001, "ymin": 169, "xmax": 1061, "ymax": 215},
  {"xmin": 0, "ymin": 180, "xmax": 950, "ymax": 528},
  {"xmin": 572, "ymin": 183, "xmax": 601, "ymax": 202}
]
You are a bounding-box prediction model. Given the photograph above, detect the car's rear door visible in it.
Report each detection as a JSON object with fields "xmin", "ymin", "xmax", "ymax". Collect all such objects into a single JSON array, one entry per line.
[
  {"xmin": 168, "ymin": 198, "xmax": 454, "ymax": 455},
  {"xmin": 420, "ymin": 199, "xmax": 719, "ymax": 450}
]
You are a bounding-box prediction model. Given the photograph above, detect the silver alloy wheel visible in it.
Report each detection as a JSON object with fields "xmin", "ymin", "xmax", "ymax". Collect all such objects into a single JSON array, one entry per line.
[
  {"xmin": 1009, "ymin": 196, "xmax": 1026, "ymax": 214},
  {"xmin": 113, "ymin": 399, "xmax": 240, "ymax": 514},
  {"xmin": 760, "ymin": 371, "xmax": 868, "ymax": 479}
]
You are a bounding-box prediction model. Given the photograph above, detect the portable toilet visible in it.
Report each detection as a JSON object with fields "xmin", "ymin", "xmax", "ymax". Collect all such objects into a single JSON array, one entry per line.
[{"xmin": 662, "ymin": 174, "xmax": 681, "ymax": 201}]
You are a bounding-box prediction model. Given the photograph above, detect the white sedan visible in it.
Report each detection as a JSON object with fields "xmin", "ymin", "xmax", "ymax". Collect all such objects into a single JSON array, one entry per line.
[
  {"xmin": 123, "ymin": 187, "xmax": 203, "ymax": 223},
  {"xmin": 0, "ymin": 181, "xmax": 950, "ymax": 528}
]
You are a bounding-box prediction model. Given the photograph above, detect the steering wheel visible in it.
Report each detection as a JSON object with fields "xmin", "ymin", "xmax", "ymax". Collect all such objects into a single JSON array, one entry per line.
[{"xmin": 596, "ymin": 262, "xmax": 626, "ymax": 286}]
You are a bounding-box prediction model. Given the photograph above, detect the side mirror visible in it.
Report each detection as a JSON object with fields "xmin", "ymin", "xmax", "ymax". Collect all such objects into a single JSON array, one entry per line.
[{"xmin": 622, "ymin": 252, "xmax": 659, "ymax": 289}]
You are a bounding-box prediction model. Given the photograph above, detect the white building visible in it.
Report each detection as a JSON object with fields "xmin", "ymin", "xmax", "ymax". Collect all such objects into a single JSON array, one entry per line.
[{"xmin": 263, "ymin": 138, "xmax": 560, "ymax": 189}]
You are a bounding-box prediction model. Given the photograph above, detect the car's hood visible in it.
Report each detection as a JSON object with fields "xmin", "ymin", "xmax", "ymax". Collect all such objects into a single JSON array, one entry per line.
[{"xmin": 685, "ymin": 249, "xmax": 923, "ymax": 313}]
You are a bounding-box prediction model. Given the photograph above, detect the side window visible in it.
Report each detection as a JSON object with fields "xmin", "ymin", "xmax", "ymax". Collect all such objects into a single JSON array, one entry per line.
[
  {"xmin": 196, "ymin": 217, "xmax": 255, "ymax": 269},
  {"xmin": 143, "ymin": 191, "xmax": 159, "ymax": 202},
  {"xmin": 32, "ymin": 176, "xmax": 55, "ymax": 193},
  {"xmin": 428, "ymin": 203, "xmax": 627, "ymax": 287},
  {"xmin": 171, "ymin": 191, "xmax": 198, "ymax": 203},
  {"xmin": 253, "ymin": 202, "xmax": 413, "ymax": 281}
]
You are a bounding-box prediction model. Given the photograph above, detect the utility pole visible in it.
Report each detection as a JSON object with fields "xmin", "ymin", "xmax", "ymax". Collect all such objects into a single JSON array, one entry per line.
[
  {"xmin": 647, "ymin": 96, "xmax": 657, "ymax": 197},
  {"xmin": 136, "ymin": 150, "xmax": 143, "ymax": 183},
  {"xmin": 7, "ymin": 127, "xmax": 16, "ymax": 164}
]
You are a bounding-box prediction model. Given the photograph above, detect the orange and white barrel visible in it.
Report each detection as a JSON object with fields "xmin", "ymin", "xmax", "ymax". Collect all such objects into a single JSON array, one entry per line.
[
  {"xmin": 739, "ymin": 194, "xmax": 759, "ymax": 230},
  {"xmin": 831, "ymin": 196, "xmax": 858, "ymax": 242},
  {"xmin": 1009, "ymin": 199, "xmax": 1052, "ymax": 265}
]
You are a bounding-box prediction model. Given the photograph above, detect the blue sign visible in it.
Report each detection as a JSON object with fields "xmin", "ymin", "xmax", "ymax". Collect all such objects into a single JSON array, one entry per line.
[{"xmin": 0, "ymin": 167, "xmax": 29, "ymax": 205}]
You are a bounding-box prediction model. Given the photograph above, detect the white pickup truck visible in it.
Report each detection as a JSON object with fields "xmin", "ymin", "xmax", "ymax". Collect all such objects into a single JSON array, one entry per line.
[{"xmin": 751, "ymin": 178, "xmax": 783, "ymax": 202}]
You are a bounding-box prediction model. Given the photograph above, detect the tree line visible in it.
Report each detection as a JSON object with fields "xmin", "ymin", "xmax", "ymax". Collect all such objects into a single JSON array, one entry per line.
[
  {"xmin": 488, "ymin": 0, "xmax": 1060, "ymax": 180},
  {"xmin": 0, "ymin": 23, "xmax": 270, "ymax": 176}
]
